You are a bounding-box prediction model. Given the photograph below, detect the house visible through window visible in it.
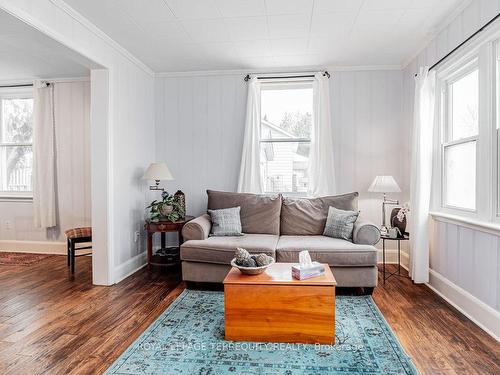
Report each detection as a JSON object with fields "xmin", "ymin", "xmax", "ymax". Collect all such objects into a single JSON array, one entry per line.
[
  {"xmin": 441, "ymin": 63, "xmax": 478, "ymax": 211},
  {"xmin": 0, "ymin": 89, "xmax": 34, "ymax": 196},
  {"xmin": 260, "ymin": 82, "xmax": 313, "ymax": 194}
]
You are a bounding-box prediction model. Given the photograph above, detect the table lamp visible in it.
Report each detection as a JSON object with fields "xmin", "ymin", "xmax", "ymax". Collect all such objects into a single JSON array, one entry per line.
[
  {"xmin": 143, "ymin": 162, "xmax": 173, "ymax": 191},
  {"xmin": 368, "ymin": 176, "xmax": 401, "ymax": 235}
]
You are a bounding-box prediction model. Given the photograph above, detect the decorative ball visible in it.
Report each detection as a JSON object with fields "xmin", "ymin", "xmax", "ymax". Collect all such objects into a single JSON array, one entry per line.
[
  {"xmin": 235, "ymin": 247, "xmax": 252, "ymax": 266},
  {"xmin": 254, "ymin": 253, "xmax": 272, "ymax": 266},
  {"xmin": 240, "ymin": 258, "xmax": 257, "ymax": 267}
]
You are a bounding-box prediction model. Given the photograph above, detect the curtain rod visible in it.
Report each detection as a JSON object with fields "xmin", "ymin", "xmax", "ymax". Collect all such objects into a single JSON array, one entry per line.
[
  {"xmin": 244, "ymin": 71, "xmax": 330, "ymax": 82},
  {"xmin": 0, "ymin": 83, "xmax": 33, "ymax": 88},
  {"xmin": 415, "ymin": 12, "xmax": 500, "ymax": 77},
  {"xmin": 0, "ymin": 82, "xmax": 51, "ymax": 88}
]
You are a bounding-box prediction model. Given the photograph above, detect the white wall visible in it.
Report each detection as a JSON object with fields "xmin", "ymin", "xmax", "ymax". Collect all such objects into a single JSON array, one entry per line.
[
  {"xmin": 403, "ymin": 0, "xmax": 500, "ymax": 339},
  {"xmin": 155, "ymin": 70, "xmax": 408, "ymax": 232},
  {"xmin": 0, "ymin": 0, "xmax": 156, "ymax": 284},
  {"xmin": 0, "ymin": 81, "xmax": 91, "ymax": 247}
]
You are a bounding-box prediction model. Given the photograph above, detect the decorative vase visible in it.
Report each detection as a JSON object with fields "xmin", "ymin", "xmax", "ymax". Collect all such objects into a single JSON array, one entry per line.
[
  {"xmin": 174, "ymin": 190, "xmax": 186, "ymax": 219},
  {"xmin": 390, "ymin": 207, "xmax": 406, "ymax": 237},
  {"xmin": 160, "ymin": 204, "xmax": 173, "ymax": 218}
]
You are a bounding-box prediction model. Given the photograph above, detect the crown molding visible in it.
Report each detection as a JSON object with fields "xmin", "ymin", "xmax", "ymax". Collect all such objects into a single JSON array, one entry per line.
[
  {"xmin": 155, "ymin": 64, "xmax": 402, "ymax": 78},
  {"xmin": 329, "ymin": 65, "xmax": 402, "ymax": 72},
  {"xmin": 401, "ymin": 0, "xmax": 475, "ymax": 70}
]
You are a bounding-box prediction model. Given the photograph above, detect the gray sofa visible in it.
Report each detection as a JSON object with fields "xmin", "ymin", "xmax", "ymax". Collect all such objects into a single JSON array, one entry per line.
[{"xmin": 180, "ymin": 190, "xmax": 380, "ymax": 293}]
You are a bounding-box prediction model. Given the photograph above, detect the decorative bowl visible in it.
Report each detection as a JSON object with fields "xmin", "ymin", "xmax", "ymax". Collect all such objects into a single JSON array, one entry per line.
[{"xmin": 230, "ymin": 257, "xmax": 275, "ymax": 275}]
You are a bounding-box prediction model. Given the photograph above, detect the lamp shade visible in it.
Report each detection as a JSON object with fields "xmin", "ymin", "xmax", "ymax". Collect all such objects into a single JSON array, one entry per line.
[
  {"xmin": 142, "ymin": 162, "xmax": 173, "ymax": 181},
  {"xmin": 368, "ymin": 176, "xmax": 401, "ymax": 193}
]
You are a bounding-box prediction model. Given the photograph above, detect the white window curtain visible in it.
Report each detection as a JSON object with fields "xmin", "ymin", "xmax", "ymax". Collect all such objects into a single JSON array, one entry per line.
[
  {"xmin": 237, "ymin": 77, "xmax": 264, "ymax": 193},
  {"xmin": 307, "ymin": 72, "xmax": 336, "ymax": 197},
  {"xmin": 409, "ymin": 67, "xmax": 436, "ymax": 284},
  {"xmin": 33, "ymin": 82, "xmax": 57, "ymax": 228}
]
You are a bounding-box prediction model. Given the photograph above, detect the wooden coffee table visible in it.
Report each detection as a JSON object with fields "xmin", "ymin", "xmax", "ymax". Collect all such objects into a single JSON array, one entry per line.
[{"xmin": 223, "ymin": 262, "xmax": 336, "ymax": 344}]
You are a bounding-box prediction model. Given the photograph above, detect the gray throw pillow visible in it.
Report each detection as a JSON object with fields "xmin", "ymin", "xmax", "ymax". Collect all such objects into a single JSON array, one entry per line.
[
  {"xmin": 323, "ymin": 206, "xmax": 359, "ymax": 240},
  {"xmin": 208, "ymin": 206, "xmax": 243, "ymax": 237}
]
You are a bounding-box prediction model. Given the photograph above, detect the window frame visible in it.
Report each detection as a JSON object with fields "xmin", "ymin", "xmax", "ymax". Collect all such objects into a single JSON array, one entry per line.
[
  {"xmin": 258, "ymin": 79, "xmax": 313, "ymax": 196},
  {"xmin": 439, "ymin": 58, "xmax": 480, "ymax": 214},
  {"xmin": 495, "ymin": 42, "xmax": 500, "ymax": 219},
  {"xmin": 0, "ymin": 86, "xmax": 34, "ymax": 199},
  {"xmin": 432, "ymin": 23, "xmax": 500, "ymax": 225}
]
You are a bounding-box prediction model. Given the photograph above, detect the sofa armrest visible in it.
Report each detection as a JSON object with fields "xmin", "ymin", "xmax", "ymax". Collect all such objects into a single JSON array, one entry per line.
[
  {"xmin": 353, "ymin": 218, "xmax": 380, "ymax": 245},
  {"xmin": 182, "ymin": 214, "xmax": 211, "ymax": 241}
]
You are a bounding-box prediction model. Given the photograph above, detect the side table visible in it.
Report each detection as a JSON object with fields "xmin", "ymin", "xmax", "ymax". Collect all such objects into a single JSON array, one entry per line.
[
  {"xmin": 145, "ymin": 216, "xmax": 194, "ymax": 269},
  {"xmin": 380, "ymin": 234, "xmax": 409, "ymax": 284}
]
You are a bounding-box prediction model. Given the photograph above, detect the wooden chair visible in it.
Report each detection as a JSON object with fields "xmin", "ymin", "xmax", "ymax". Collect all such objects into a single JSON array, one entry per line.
[{"xmin": 65, "ymin": 227, "xmax": 92, "ymax": 274}]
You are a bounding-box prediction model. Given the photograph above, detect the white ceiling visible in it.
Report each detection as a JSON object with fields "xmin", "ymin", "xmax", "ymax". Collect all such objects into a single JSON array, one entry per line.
[
  {"xmin": 0, "ymin": 9, "xmax": 98, "ymax": 81},
  {"xmin": 64, "ymin": 0, "xmax": 464, "ymax": 73}
]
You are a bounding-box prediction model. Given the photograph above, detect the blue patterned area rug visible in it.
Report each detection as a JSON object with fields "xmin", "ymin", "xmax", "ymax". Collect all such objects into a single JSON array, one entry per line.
[{"xmin": 104, "ymin": 290, "xmax": 418, "ymax": 375}]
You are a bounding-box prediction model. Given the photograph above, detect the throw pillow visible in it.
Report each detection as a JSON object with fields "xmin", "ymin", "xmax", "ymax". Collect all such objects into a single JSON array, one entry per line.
[
  {"xmin": 208, "ymin": 206, "xmax": 243, "ymax": 237},
  {"xmin": 323, "ymin": 206, "xmax": 359, "ymax": 240}
]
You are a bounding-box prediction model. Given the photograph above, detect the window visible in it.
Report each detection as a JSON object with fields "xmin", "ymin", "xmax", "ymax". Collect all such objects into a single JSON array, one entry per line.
[
  {"xmin": 440, "ymin": 63, "xmax": 479, "ymax": 211},
  {"xmin": 259, "ymin": 82, "xmax": 313, "ymax": 194},
  {"xmin": 0, "ymin": 88, "xmax": 34, "ymax": 197}
]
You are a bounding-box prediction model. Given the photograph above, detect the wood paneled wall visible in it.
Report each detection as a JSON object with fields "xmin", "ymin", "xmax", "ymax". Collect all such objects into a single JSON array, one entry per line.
[
  {"xmin": 403, "ymin": 0, "xmax": 500, "ymax": 338},
  {"xmin": 155, "ymin": 70, "xmax": 408, "ymax": 229},
  {"xmin": 0, "ymin": 81, "xmax": 91, "ymax": 242}
]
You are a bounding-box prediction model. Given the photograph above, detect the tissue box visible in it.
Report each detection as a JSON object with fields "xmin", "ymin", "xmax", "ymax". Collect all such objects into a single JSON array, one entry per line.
[{"xmin": 292, "ymin": 262, "xmax": 325, "ymax": 280}]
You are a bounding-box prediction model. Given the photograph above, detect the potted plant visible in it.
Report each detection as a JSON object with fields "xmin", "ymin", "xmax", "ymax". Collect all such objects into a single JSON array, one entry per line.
[{"xmin": 147, "ymin": 191, "xmax": 185, "ymax": 222}]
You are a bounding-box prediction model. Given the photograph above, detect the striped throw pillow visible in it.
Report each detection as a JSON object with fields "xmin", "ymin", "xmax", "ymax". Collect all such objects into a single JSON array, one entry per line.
[
  {"xmin": 323, "ymin": 206, "xmax": 359, "ymax": 240},
  {"xmin": 208, "ymin": 206, "xmax": 243, "ymax": 237}
]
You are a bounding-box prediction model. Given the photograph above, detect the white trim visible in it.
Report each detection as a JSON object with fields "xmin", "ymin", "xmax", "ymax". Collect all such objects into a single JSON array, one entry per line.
[
  {"xmin": 155, "ymin": 65, "xmax": 402, "ymax": 78},
  {"xmin": 49, "ymin": 0, "xmax": 153, "ymax": 76},
  {"xmin": 430, "ymin": 211, "xmax": 500, "ymax": 235},
  {"xmin": 427, "ymin": 269, "xmax": 500, "ymax": 341},
  {"xmin": 113, "ymin": 251, "xmax": 147, "ymax": 284},
  {"xmin": 376, "ymin": 249, "xmax": 410, "ymax": 265},
  {"xmin": 0, "ymin": 1, "xmax": 153, "ymax": 77},
  {"xmin": 156, "ymin": 67, "xmax": 324, "ymax": 78},
  {"xmin": 329, "ymin": 65, "xmax": 402, "ymax": 72},
  {"xmin": 0, "ymin": 240, "xmax": 66, "ymax": 254}
]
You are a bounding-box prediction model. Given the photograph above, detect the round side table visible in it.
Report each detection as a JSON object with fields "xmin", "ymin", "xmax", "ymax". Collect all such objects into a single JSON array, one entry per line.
[
  {"xmin": 145, "ymin": 216, "xmax": 194, "ymax": 269},
  {"xmin": 380, "ymin": 234, "xmax": 409, "ymax": 284}
]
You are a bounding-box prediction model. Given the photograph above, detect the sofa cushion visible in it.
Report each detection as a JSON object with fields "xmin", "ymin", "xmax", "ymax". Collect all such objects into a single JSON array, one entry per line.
[
  {"xmin": 280, "ymin": 192, "xmax": 359, "ymax": 235},
  {"xmin": 276, "ymin": 235, "xmax": 376, "ymax": 267},
  {"xmin": 181, "ymin": 234, "xmax": 278, "ymax": 265},
  {"xmin": 207, "ymin": 190, "xmax": 281, "ymax": 235}
]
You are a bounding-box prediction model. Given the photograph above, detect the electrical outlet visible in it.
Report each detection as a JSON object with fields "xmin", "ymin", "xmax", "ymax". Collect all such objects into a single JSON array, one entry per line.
[
  {"xmin": 4, "ymin": 220, "xmax": 12, "ymax": 230},
  {"xmin": 134, "ymin": 230, "xmax": 140, "ymax": 243}
]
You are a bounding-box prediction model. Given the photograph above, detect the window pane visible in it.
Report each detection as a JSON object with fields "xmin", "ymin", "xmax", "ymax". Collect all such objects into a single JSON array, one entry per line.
[
  {"xmin": 260, "ymin": 141, "xmax": 309, "ymax": 193},
  {"xmin": 450, "ymin": 69, "xmax": 478, "ymax": 140},
  {"xmin": 261, "ymin": 86, "xmax": 312, "ymax": 139},
  {"xmin": 1, "ymin": 98, "xmax": 33, "ymax": 143},
  {"xmin": 0, "ymin": 145, "xmax": 33, "ymax": 191},
  {"xmin": 444, "ymin": 141, "xmax": 476, "ymax": 210}
]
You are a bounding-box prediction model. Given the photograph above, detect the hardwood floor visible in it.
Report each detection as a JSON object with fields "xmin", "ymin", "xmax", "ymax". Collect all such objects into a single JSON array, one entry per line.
[
  {"xmin": 0, "ymin": 256, "xmax": 498, "ymax": 375},
  {"xmin": 0, "ymin": 256, "xmax": 183, "ymax": 375}
]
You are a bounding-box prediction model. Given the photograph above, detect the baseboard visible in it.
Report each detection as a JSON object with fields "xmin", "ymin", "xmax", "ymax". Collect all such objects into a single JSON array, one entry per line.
[
  {"xmin": 377, "ymin": 249, "xmax": 409, "ymax": 266},
  {"xmin": 0, "ymin": 240, "xmax": 66, "ymax": 254},
  {"xmin": 427, "ymin": 269, "xmax": 500, "ymax": 342},
  {"xmin": 113, "ymin": 251, "xmax": 147, "ymax": 284}
]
